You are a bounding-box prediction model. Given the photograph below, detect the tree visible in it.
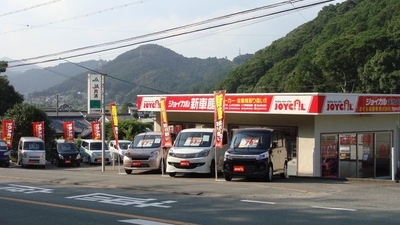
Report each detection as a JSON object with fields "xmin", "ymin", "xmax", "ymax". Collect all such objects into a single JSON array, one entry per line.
[
  {"xmin": 0, "ymin": 76, "xmax": 24, "ymax": 116},
  {"xmin": 105, "ymin": 119, "xmax": 152, "ymax": 141},
  {"xmin": 3, "ymin": 103, "xmax": 54, "ymax": 158},
  {"xmin": 119, "ymin": 102, "xmax": 133, "ymax": 114},
  {"xmin": 0, "ymin": 61, "xmax": 7, "ymax": 73}
]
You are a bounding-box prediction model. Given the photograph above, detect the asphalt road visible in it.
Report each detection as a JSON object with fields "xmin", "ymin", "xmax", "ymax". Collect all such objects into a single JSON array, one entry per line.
[{"xmin": 1, "ymin": 161, "xmax": 400, "ymax": 225}]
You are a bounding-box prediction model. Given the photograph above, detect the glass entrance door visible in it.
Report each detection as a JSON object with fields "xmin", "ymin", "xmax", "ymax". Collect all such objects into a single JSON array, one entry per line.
[{"xmin": 375, "ymin": 132, "xmax": 391, "ymax": 178}]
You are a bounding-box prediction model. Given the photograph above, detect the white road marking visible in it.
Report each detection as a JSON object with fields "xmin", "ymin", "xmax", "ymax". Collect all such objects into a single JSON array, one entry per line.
[
  {"xmin": 118, "ymin": 219, "xmax": 173, "ymax": 225},
  {"xmin": 241, "ymin": 199, "xmax": 276, "ymax": 205},
  {"xmin": 311, "ymin": 206, "xmax": 357, "ymax": 212},
  {"xmin": 0, "ymin": 184, "xmax": 53, "ymax": 194}
]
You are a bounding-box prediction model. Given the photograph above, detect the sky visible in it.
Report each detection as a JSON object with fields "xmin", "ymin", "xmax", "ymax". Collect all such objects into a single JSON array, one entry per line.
[{"xmin": 1, "ymin": 0, "xmax": 346, "ymax": 69}]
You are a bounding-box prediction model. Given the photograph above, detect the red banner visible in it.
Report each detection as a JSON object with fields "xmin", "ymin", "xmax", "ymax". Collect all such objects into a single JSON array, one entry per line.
[
  {"xmin": 214, "ymin": 91, "xmax": 226, "ymax": 148},
  {"xmin": 110, "ymin": 103, "xmax": 119, "ymax": 149},
  {"xmin": 32, "ymin": 121, "xmax": 45, "ymax": 140},
  {"xmin": 63, "ymin": 121, "xmax": 74, "ymax": 142},
  {"xmin": 2, "ymin": 120, "xmax": 14, "ymax": 148},
  {"xmin": 160, "ymin": 98, "xmax": 172, "ymax": 148},
  {"xmin": 91, "ymin": 121, "xmax": 101, "ymax": 140}
]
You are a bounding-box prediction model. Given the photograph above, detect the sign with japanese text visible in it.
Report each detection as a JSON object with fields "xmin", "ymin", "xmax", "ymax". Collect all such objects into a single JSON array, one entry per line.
[
  {"xmin": 63, "ymin": 121, "xmax": 74, "ymax": 142},
  {"xmin": 88, "ymin": 73, "xmax": 102, "ymax": 113},
  {"xmin": 110, "ymin": 103, "xmax": 119, "ymax": 149},
  {"xmin": 1, "ymin": 120, "xmax": 14, "ymax": 148},
  {"xmin": 214, "ymin": 91, "xmax": 225, "ymax": 148},
  {"xmin": 32, "ymin": 121, "xmax": 45, "ymax": 140},
  {"xmin": 160, "ymin": 98, "xmax": 172, "ymax": 148},
  {"xmin": 356, "ymin": 96, "xmax": 400, "ymax": 113},
  {"xmin": 91, "ymin": 121, "xmax": 101, "ymax": 140}
]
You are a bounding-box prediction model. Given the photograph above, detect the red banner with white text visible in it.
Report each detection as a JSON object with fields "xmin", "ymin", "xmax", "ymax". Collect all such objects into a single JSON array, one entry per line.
[
  {"xmin": 2, "ymin": 120, "xmax": 14, "ymax": 148},
  {"xmin": 160, "ymin": 98, "xmax": 172, "ymax": 148},
  {"xmin": 63, "ymin": 121, "xmax": 75, "ymax": 142},
  {"xmin": 214, "ymin": 91, "xmax": 226, "ymax": 148},
  {"xmin": 32, "ymin": 121, "xmax": 45, "ymax": 140},
  {"xmin": 91, "ymin": 121, "xmax": 101, "ymax": 140},
  {"xmin": 110, "ymin": 103, "xmax": 119, "ymax": 149}
]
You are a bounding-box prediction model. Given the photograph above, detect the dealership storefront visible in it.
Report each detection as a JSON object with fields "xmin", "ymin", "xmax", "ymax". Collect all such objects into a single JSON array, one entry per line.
[{"xmin": 137, "ymin": 93, "xmax": 400, "ymax": 180}]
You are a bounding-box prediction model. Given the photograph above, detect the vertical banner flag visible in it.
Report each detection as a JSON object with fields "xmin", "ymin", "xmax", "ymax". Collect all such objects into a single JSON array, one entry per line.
[
  {"xmin": 160, "ymin": 98, "xmax": 172, "ymax": 148},
  {"xmin": 32, "ymin": 121, "xmax": 45, "ymax": 141},
  {"xmin": 110, "ymin": 103, "xmax": 119, "ymax": 149},
  {"xmin": 214, "ymin": 90, "xmax": 226, "ymax": 148},
  {"xmin": 63, "ymin": 121, "xmax": 75, "ymax": 142},
  {"xmin": 2, "ymin": 120, "xmax": 14, "ymax": 148},
  {"xmin": 91, "ymin": 121, "xmax": 101, "ymax": 140}
]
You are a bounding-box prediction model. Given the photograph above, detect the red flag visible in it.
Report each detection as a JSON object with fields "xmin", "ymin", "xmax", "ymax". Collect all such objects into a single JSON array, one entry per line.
[
  {"xmin": 110, "ymin": 103, "xmax": 119, "ymax": 149},
  {"xmin": 2, "ymin": 120, "xmax": 14, "ymax": 148},
  {"xmin": 160, "ymin": 98, "xmax": 172, "ymax": 148},
  {"xmin": 63, "ymin": 121, "xmax": 74, "ymax": 142},
  {"xmin": 214, "ymin": 91, "xmax": 226, "ymax": 148},
  {"xmin": 91, "ymin": 121, "xmax": 101, "ymax": 140},
  {"xmin": 32, "ymin": 121, "xmax": 45, "ymax": 141}
]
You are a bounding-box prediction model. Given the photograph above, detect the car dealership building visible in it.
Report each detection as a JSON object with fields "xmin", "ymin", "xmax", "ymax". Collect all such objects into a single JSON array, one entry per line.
[{"xmin": 137, "ymin": 93, "xmax": 400, "ymax": 180}]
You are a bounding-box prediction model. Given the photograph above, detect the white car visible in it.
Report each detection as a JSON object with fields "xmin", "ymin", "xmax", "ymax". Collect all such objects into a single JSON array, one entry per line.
[
  {"xmin": 108, "ymin": 140, "xmax": 131, "ymax": 162},
  {"xmin": 79, "ymin": 139, "xmax": 111, "ymax": 165}
]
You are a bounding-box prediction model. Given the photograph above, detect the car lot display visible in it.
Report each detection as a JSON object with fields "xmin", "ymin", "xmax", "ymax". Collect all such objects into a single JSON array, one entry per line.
[
  {"xmin": 0, "ymin": 139, "xmax": 10, "ymax": 167},
  {"xmin": 50, "ymin": 139, "xmax": 81, "ymax": 167},
  {"xmin": 17, "ymin": 137, "xmax": 46, "ymax": 168},
  {"xmin": 123, "ymin": 131, "xmax": 168, "ymax": 174},
  {"xmin": 223, "ymin": 128, "xmax": 289, "ymax": 182},
  {"xmin": 166, "ymin": 128, "xmax": 229, "ymax": 177},
  {"xmin": 79, "ymin": 139, "xmax": 111, "ymax": 165},
  {"xmin": 108, "ymin": 140, "xmax": 131, "ymax": 162}
]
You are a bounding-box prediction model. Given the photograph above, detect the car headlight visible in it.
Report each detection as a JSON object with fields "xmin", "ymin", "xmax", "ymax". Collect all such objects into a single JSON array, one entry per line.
[
  {"xmin": 224, "ymin": 151, "xmax": 233, "ymax": 161},
  {"xmin": 256, "ymin": 152, "xmax": 268, "ymax": 160},
  {"xmin": 149, "ymin": 150, "xmax": 160, "ymax": 158},
  {"xmin": 168, "ymin": 149, "xmax": 175, "ymax": 157},
  {"xmin": 4, "ymin": 151, "xmax": 10, "ymax": 156},
  {"xmin": 59, "ymin": 154, "xmax": 64, "ymax": 160},
  {"xmin": 76, "ymin": 154, "xmax": 81, "ymax": 159},
  {"xmin": 195, "ymin": 149, "xmax": 210, "ymax": 157},
  {"xmin": 41, "ymin": 153, "xmax": 46, "ymax": 158}
]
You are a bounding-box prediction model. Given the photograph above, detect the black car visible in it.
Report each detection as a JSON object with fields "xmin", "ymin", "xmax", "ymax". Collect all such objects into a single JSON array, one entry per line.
[
  {"xmin": 50, "ymin": 139, "xmax": 81, "ymax": 167},
  {"xmin": 0, "ymin": 139, "xmax": 10, "ymax": 167}
]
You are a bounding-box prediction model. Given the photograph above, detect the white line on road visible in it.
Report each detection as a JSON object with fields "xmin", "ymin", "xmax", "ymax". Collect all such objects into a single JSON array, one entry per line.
[
  {"xmin": 118, "ymin": 219, "xmax": 173, "ymax": 225},
  {"xmin": 311, "ymin": 206, "xmax": 357, "ymax": 212},
  {"xmin": 241, "ymin": 200, "xmax": 276, "ymax": 205}
]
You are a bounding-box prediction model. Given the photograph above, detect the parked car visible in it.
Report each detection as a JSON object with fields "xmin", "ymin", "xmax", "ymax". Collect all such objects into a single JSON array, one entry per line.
[
  {"xmin": 223, "ymin": 127, "xmax": 289, "ymax": 182},
  {"xmin": 108, "ymin": 140, "xmax": 131, "ymax": 162},
  {"xmin": 0, "ymin": 139, "xmax": 10, "ymax": 167},
  {"xmin": 166, "ymin": 128, "xmax": 229, "ymax": 177},
  {"xmin": 17, "ymin": 137, "xmax": 46, "ymax": 168},
  {"xmin": 123, "ymin": 132, "xmax": 170, "ymax": 174},
  {"xmin": 50, "ymin": 139, "xmax": 81, "ymax": 167},
  {"xmin": 79, "ymin": 139, "xmax": 111, "ymax": 165}
]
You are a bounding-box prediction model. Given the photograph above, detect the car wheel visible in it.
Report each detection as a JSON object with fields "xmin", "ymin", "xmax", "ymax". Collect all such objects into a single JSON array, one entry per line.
[
  {"xmin": 265, "ymin": 164, "xmax": 273, "ymax": 182},
  {"xmin": 280, "ymin": 163, "xmax": 289, "ymax": 179},
  {"xmin": 125, "ymin": 169, "xmax": 132, "ymax": 174},
  {"xmin": 56, "ymin": 159, "xmax": 61, "ymax": 167},
  {"xmin": 87, "ymin": 156, "xmax": 91, "ymax": 165},
  {"xmin": 76, "ymin": 163, "xmax": 80, "ymax": 167},
  {"xmin": 4, "ymin": 163, "xmax": 10, "ymax": 168},
  {"xmin": 42, "ymin": 165, "xmax": 46, "ymax": 169},
  {"xmin": 224, "ymin": 173, "xmax": 232, "ymax": 181},
  {"xmin": 209, "ymin": 160, "xmax": 216, "ymax": 177},
  {"xmin": 169, "ymin": 172, "xmax": 176, "ymax": 177}
]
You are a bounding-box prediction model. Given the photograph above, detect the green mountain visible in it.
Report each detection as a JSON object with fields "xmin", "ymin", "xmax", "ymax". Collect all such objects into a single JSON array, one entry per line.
[
  {"xmin": 30, "ymin": 44, "xmax": 249, "ymax": 106},
  {"xmin": 216, "ymin": 0, "xmax": 400, "ymax": 94}
]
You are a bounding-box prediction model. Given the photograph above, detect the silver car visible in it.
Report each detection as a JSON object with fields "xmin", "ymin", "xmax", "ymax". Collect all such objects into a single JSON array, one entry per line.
[{"xmin": 123, "ymin": 132, "xmax": 169, "ymax": 174}]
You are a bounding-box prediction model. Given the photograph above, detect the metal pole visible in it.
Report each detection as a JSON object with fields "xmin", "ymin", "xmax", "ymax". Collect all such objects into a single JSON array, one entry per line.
[
  {"xmin": 101, "ymin": 74, "xmax": 106, "ymax": 172},
  {"xmin": 392, "ymin": 147, "xmax": 395, "ymax": 181}
]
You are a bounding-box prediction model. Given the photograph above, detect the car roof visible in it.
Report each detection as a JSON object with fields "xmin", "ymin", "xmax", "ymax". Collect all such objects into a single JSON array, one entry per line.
[
  {"xmin": 110, "ymin": 140, "xmax": 131, "ymax": 143},
  {"xmin": 136, "ymin": 131, "xmax": 161, "ymax": 136},
  {"xmin": 81, "ymin": 139, "xmax": 104, "ymax": 143},
  {"xmin": 234, "ymin": 127, "xmax": 274, "ymax": 133},
  {"xmin": 54, "ymin": 139, "xmax": 75, "ymax": 143},
  {"xmin": 178, "ymin": 128, "xmax": 214, "ymax": 133},
  {"xmin": 19, "ymin": 137, "xmax": 44, "ymax": 142}
]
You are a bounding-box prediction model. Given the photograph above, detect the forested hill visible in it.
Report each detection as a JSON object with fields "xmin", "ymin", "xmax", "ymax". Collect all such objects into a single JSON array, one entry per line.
[
  {"xmin": 215, "ymin": 0, "xmax": 400, "ymax": 94},
  {"xmin": 32, "ymin": 44, "xmax": 251, "ymax": 105}
]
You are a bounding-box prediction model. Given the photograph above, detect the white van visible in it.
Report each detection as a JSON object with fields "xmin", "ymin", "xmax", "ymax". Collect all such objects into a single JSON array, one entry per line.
[
  {"xmin": 17, "ymin": 137, "xmax": 46, "ymax": 168},
  {"xmin": 166, "ymin": 128, "xmax": 229, "ymax": 177}
]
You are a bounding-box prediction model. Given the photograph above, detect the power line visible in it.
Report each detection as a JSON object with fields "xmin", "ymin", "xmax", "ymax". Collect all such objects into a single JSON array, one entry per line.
[
  {"xmin": 8, "ymin": 0, "xmax": 335, "ymax": 67},
  {"xmin": 0, "ymin": 0, "xmax": 64, "ymax": 18}
]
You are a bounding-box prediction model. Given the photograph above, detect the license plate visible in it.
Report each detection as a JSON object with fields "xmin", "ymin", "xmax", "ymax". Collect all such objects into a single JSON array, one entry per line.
[
  {"xmin": 28, "ymin": 161, "xmax": 34, "ymax": 165},
  {"xmin": 65, "ymin": 160, "xmax": 71, "ymax": 164},
  {"xmin": 180, "ymin": 160, "xmax": 190, "ymax": 167},
  {"xmin": 96, "ymin": 158, "xmax": 102, "ymax": 162},
  {"xmin": 132, "ymin": 161, "xmax": 141, "ymax": 167},
  {"xmin": 233, "ymin": 165, "xmax": 245, "ymax": 172}
]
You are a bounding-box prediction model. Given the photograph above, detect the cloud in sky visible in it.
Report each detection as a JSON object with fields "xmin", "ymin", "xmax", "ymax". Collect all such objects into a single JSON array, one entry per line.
[{"xmin": 1, "ymin": 0, "xmax": 346, "ymax": 67}]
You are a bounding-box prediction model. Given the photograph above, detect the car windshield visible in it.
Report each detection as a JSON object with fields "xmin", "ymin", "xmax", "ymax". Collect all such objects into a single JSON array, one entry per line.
[
  {"xmin": 119, "ymin": 142, "xmax": 130, "ymax": 150},
  {"xmin": 24, "ymin": 141, "xmax": 45, "ymax": 150},
  {"xmin": 90, "ymin": 142, "xmax": 108, "ymax": 150},
  {"xmin": 174, "ymin": 131, "xmax": 213, "ymax": 147},
  {"xmin": 231, "ymin": 131, "xmax": 271, "ymax": 151},
  {"xmin": 0, "ymin": 141, "xmax": 7, "ymax": 150},
  {"xmin": 58, "ymin": 143, "xmax": 77, "ymax": 152},
  {"xmin": 131, "ymin": 134, "xmax": 161, "ymax": 148}
]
